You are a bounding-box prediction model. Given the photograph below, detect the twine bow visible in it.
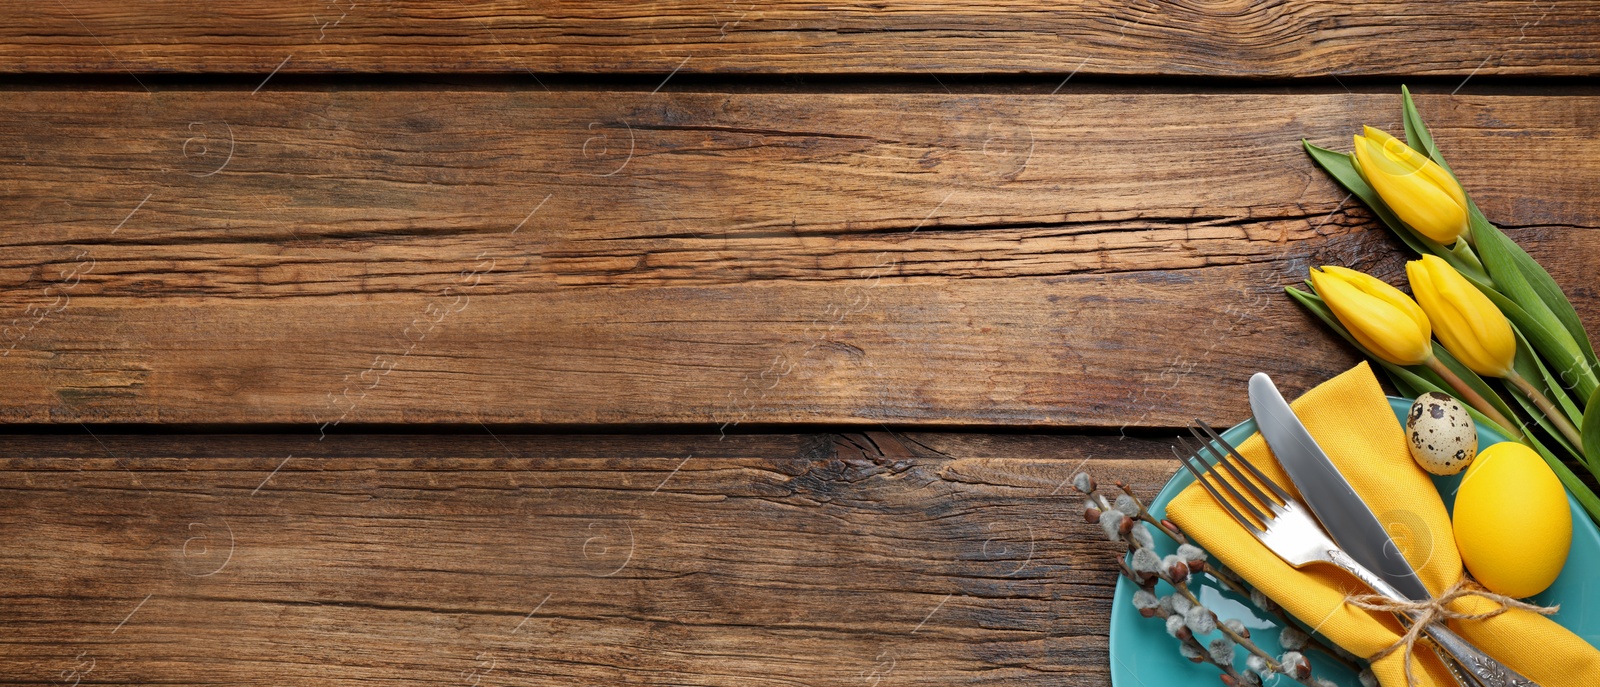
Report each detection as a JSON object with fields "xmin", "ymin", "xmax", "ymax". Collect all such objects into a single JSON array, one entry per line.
[{"xmin": 1344, "ymin": 579, "xmax": 1558, "ymax": 686}]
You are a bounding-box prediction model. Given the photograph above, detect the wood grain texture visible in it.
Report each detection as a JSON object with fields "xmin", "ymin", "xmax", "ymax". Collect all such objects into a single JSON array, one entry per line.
[
  {"xmin": 0, "ymin": 430, "xmax": 1175, "ymax": 686},
  {"xmin": 3, "ymin": 92, "xmax": 1599, "ymax": 427},
  {"xmin": 3, "ymin": 1, "xmax": 1598, "ymax": 76}
]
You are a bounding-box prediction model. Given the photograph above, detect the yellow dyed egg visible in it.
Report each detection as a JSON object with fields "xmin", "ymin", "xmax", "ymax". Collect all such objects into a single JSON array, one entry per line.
[{"xmin": 1453, "ymin": 442, "xmax": 1571, "ymax": 598}]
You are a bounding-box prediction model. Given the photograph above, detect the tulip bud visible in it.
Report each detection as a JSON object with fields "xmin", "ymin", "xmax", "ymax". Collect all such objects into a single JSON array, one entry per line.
[
  {"xmin": 1406, "ymin": 255, "xmax": 1515, "ymax": 377},
  {"xmin": 1308, "ymin": 265, "xmax": 1433, "ymax": 366},
  {"xmin": 1352, "ymin": 126, "xmax": 1469, "ymax": 245}
]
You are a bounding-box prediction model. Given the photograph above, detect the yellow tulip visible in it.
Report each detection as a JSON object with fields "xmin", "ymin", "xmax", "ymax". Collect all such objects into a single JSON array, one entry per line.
[
  {"xmin": 1352, "ymin": 126, "xmax": 1469, "ymax": 245},
  {"xmin": 1407, "ymin": 255, "xmax": 1516, "ymax": 377},
  {"xmin": 1309, "ymin": 265, "xmax": 1432, "ymax": 366}
]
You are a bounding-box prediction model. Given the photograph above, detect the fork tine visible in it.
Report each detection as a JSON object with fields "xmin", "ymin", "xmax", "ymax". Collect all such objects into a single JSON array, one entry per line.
[
  {"xmin": 1196, "ymin": 419, "xmax": 1294, "ymax": 504},
  {"xmin": 1188, "ymin": 424, "xmax": 1281, "ymax": 512},
  {"xmin": 1175, "ymin": 435, "xmax": 1271, "ymax": 528},
  {"xmin": 1172, "ymin": 446, "xmax": 1260, "ymax": 534}
]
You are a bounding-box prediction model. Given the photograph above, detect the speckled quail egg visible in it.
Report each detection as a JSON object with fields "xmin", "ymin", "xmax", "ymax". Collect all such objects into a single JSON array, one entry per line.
[{"xmin": 1405, "ymin": 392, "xmax": 1478, "ymax": 475}]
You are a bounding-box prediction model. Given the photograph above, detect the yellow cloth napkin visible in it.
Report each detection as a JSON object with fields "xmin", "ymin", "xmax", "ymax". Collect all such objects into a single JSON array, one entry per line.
[{"xmin": 1166, "ymin": 363, "xmax": 1600, "ymax": 686}]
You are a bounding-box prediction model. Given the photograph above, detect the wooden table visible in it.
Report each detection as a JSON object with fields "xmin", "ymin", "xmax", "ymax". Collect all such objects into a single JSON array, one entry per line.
[{"xmin": 3, "ymin": 3, "xmax": 1597, "ymax": 684}]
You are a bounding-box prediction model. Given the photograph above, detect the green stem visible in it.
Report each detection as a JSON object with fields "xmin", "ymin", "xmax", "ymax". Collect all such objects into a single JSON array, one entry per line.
[
  {"xmin": 1422, "ymin": 357, "xmax": 1526, "ymax": 441},
  {"xmin": 1448, "ymin": 238, "xmax": 1487, "ymax": 281},
  {"xmin": 1505, "ymin": 370, "xmax": 1589, "ymax": 460}
]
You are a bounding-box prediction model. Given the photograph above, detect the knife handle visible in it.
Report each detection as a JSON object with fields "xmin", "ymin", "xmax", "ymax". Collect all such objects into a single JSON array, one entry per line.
[
  {"xmin": 1324, "ymin": 550, "xmax": 1539, "ymax": 686},
  {"xmin": 1421, "ymin": 622, "xmax": 1539, "ymax": 687}
]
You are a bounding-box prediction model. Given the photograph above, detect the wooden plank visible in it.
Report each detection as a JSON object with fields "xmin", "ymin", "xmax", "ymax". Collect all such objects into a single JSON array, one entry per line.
[
  {"xmin": 3, "ymin": 92, "xmax": 1599, "ymax": 427},
  {"xmin": 0, "ymin": 431, "xmax": 1175, "ymax": 685},
  {"xmin": 3, "ymin": 2, "xmax": 1598, "ymax": 77}
]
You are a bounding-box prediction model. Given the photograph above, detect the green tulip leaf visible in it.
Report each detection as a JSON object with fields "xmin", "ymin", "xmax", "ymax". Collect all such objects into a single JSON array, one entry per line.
[
  {"xmin": 1400, "ymin": 85, "xmax": 1444, "ymax": 164},
  {"xmin": 1473, "ymin": 213, "xmax": 1579, "ymax": 351},
  {"xmin": 1467, "ymin": 199, "xmax": 1597, "ymax": 381},
  {"xmin": 1530, "ymin": 333, "xmax": 1586, "ymax": 429},
  {"xmin": 1480, "ymin": 207, "xmax": 1600, "ymax": 385},
  {"xmin": 1501, "ymin": 329, "xmax": 1583, "ymax": 460},
  {"xmin": 1388, "ymin": 374, "xmax": 1425, "ymax": 399},
  {"xmin": 1445, "ymin": 239, "xmax": 1490, "ymax": 283},
  {"xmin": 1518, "ymin": 251, "xmax": 1600, "ymax": 381},
  {"xmin": 1585, "ymin": 385, "xmax": 1600, "ymax": 471},
  {"xmin": 1473, "ymin": 263, "xmax": 1598, "ymax": 400},
  {"xmin": 1382, "ymin": 361, "xmax": 1441, "ymax": 401}
]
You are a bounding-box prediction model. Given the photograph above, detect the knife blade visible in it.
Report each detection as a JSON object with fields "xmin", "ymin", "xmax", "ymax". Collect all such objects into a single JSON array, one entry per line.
[{"xmin": 1247, "ymin": 372, "xmax": 1432, "ymax": 601}]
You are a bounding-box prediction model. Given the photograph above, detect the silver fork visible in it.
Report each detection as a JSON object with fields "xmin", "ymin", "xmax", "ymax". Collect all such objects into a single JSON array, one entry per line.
[{"xmin": 1174, "ymin": 422, "xmax": 1537, "ymax": 687}]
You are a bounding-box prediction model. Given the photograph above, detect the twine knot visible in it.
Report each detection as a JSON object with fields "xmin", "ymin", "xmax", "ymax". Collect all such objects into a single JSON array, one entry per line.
[{"xmin": 1344, "ymin": 578, "xmax": 1556, "ymax": 686}]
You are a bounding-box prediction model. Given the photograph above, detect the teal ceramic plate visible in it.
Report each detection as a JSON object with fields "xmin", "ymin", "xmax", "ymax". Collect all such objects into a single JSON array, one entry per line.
[{"xmin": 1108, "ymin": 397, "xmax": 1600, "ymax": 686}]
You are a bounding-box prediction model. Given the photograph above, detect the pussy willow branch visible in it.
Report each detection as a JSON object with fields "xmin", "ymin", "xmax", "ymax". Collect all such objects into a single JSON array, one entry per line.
[
  {"xmin": 1118, "ymin": 481, "xmax": 1355, "ymax": 673},
  {"xmin": 1117, "ymin": 539, "xmax": 1320, "ymax": 687},
  {"xmin": 1184, "ymin": 632, "xmax": 1245, "ymax": 682},
  {"xmin": 1116, "ymin": 480, "xmax": 1188, "ymax": 545},
  {"xmin": 1173, "ymin": 582, "xmax": 1283, "ymax": 673},
  {"xmin": 1202, "ymin": 563, "xmax": 1363, "ymax": 674},
  {"xmin": 1114, "ymin": 554, "xmax": 1243, "ymax": 680},
  {"xmin": 1099, "ymin": 479, "xmax": 1349, "ymax": 686}
]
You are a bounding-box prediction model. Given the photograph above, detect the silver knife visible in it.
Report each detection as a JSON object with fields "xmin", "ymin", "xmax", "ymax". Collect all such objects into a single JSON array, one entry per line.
[
  {"xmin": 1247, "ymin": 372, "xmax": 1431, "ymax": 601},
  {"xmin": 1248, "ymin": 372, "xmax": 1539, "ymax": 686}
]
